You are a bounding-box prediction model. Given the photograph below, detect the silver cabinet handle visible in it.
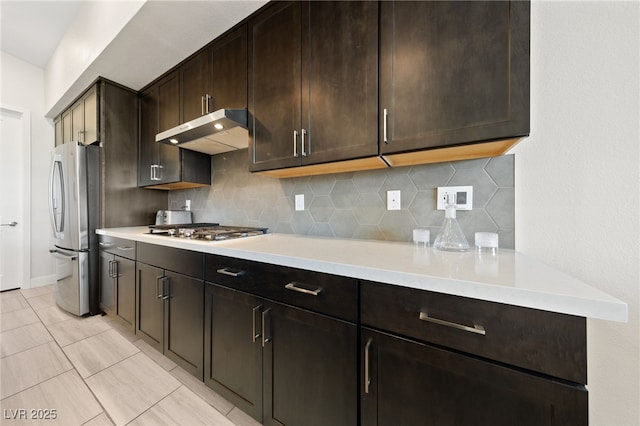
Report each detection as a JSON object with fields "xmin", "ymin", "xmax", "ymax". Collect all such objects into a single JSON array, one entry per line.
[
  {"xmin": 285, "ymin": 282, "xmax": 321, "ymax": 296},
  {"xmin": 112, "ymin": 260, "xmax": 119, "ymax": 279},
  {"xmin": 364, "ymin": 338, "xmax": 372, "ymax": 394},
  {"xmin": 293, "ymin": 130, "xmax": 299, "ymax": 158},
  {"xmin": 99, "ymin": 242, "xmax": 113, "ymax": 247},
  {"xmin": 151, "ymin": 164, "xmax": 163, "ymax": 181},
  {"xmin": 162, "ymin": 277, "xmax": 170, "ymax": 300},
  {"xmin": 108, "ymin": 260, "xmax": 116, "ymax": 278},
  {"xmin": 216, "ymin": 267, "xmax": 245, "ymax": 277},
  {"xmin": 201, "ymin": 95, "xmax": 205, "ymax": 116},
  {"xmin": 117, "ymin": 246, "xmax": 135, "ymax": 251},
  {"xmin": 419, "ymin": 311, "xmax": 486, "ymax": 335},
  {"xmin": 156, "ymin": 275, "xmax": 164, "ymax": 299},
  {"xmin": 205, "ymin": 94, "xmax": 211, "ymax": 114},
  {"xmin": 301, "ymin": 129, "xmax": 307, "ymax": 157},
  {"xmin": 261, "ymin": 308, "xmax": 272, "ymax": 347},
  {"xmin": 383, "ymin": 108, "xmax": 389, "ymax": 143},
  {"xmin": 252, "ymin": 305, "xmax": 263, "ymax": 342},
  {"xmin": 0, "ymin": 221, "xmax": 17, "ymax": 227}
]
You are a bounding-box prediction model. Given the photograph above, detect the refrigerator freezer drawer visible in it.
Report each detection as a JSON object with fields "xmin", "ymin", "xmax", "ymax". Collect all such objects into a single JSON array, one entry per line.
[{"xmin": 51, "ymin": 248, "xmax": 89, "ymax": 316}]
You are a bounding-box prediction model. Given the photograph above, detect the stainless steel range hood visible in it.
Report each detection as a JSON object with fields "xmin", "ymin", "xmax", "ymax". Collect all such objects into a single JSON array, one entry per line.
[{"xmin": 156, "ymin": 108, "xmax": 248, "ymax": 155}]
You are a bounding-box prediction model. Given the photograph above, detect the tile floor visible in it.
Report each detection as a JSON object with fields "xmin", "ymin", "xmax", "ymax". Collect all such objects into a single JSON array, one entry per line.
[{"xmin": 0, "ymin": 285, "xmax": 262, "ymax": 426}]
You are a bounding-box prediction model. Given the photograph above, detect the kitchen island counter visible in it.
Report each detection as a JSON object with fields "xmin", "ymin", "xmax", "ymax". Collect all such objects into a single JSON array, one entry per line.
[{"xmin": 97, "ymin": 227, "xmax": 627, "ymax": 322}]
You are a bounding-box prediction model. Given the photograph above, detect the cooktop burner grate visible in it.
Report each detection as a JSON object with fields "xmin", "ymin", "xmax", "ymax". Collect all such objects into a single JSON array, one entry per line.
[{"xmin": 148, "ymin": 223, "xmax": 268, "ymax": 241}]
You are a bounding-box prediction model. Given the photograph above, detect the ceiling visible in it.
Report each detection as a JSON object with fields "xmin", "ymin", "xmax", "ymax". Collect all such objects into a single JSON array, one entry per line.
[
  {"xmin": 0, "ymin": 0, "xmax": 267, "ymax": 116},
  {"xmin": 1, "ymin": 1, "xmax": 84, "ymax": 68}
]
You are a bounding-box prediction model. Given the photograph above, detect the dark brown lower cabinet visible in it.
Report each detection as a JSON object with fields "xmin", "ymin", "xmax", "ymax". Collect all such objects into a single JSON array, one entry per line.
[
  {"xmin": 137, "ymin": 262, "xmax": 204, "ymax": 379},
  {"xmin": 204, "ymin": 284, "xmax": 263, "ymax": 420},
  {"xmin": 204, "ymin": 283, "xmax": 357, "ymax": 426},
  {"xmin": 99, "ymin": 236, "xmax": 135, "ymax": 332},
  {"xmin": 263, "ymin": 299, "xmax": 357, "ymax": 426},
  {"xmin": 361, "ymin": 327, "xmax": 588, "ymax": 426}
]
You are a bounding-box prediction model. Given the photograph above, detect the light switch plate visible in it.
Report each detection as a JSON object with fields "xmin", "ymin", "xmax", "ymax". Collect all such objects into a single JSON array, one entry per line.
[
  {"xmin": 295, "ymin": 194, "xmax": 305, "ymax": 211},
  {"xmin": 387, "ymin": 190, "xmax": 401, "ymax": 210},
  {"xmin": 436, "ymin": 186, "xmax": 473, "ymax": 210}
]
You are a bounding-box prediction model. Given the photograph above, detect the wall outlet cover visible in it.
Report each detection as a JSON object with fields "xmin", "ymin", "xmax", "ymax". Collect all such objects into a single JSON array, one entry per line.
[
  {"xmin": 295, "ymin": 194, "xmax": 305, "ymax": 211},
  {"xmin": 387, "ymin": 190, "xmax": 401, "ymax": 210},
  {"xmin": 436, "ymin": 186, "xmax": 473, "ymax": 210}
]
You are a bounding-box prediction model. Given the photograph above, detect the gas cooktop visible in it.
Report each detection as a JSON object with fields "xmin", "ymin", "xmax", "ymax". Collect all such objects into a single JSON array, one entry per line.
[{"xmin": 148, "ymin": 223, "xmax": 268, "ymax": 241}]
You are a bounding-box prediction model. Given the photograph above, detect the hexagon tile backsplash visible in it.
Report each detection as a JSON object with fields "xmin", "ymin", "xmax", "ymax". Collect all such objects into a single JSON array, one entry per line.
[{"xmin": 169, "ymin": 150, "xmax": 515, "ymax": 249}]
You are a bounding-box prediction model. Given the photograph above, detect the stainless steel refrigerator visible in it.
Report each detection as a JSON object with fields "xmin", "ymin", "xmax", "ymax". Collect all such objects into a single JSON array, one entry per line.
[{"xmin": 48, "ymin": 142, "xmax": 100, "ymax": 316}]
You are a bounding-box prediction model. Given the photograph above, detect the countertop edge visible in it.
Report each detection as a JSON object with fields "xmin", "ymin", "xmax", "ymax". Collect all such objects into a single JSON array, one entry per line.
[{"xmin": 97, "ymin": 227, "xmax": 628, "ymax": 323}]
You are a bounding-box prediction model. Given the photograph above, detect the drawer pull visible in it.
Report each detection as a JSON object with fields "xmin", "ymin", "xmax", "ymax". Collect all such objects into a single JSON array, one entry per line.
[
  {"xmin": 116, "ymin": 246, "xmax": 134, "ymax": 251},
  {"xmin": 99, "ymin": 242, "xmax": 114, "ymax": 247},
  {"xmin": 285, "ymin": 282, "xmax": 321, "ymax": 296},
  {"xmin": 419, "ymin": 311, "xmax": 486, "ymax": 336},
  {"xmin": 217, "ymin": 267, "xmax": 245, "ymax": 277}
]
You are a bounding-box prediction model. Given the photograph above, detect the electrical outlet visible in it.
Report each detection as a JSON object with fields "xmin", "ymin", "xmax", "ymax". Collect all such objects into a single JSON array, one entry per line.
[
  {"xmin": 185, "ymin": 200, "xmax": 191, "ymax": 211},
  {"xmin": 436, "ymin": 186, "xmax": 473, "ymax": 210},
  {"xmin": 295, "ymin": 194, "xmax": 305, "ymax": 211},
  {"xmin": 387, "ymin": 190, "xmax": 401, "ymax": 210}
]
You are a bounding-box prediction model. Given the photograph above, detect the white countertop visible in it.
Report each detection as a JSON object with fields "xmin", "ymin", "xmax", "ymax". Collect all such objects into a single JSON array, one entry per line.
[{"xmin": 97, "ymin": 227, "xmax": 628, "ymax": 322}]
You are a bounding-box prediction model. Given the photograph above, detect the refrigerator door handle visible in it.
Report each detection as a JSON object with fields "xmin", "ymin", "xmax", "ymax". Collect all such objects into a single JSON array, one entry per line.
[
  {"xmin": 49, "ymin": 249, "xmax": 77, "ymax": 261},
  {"xmin": 49, "ymin": 155, "xmax": 65, "ymax": 238}
]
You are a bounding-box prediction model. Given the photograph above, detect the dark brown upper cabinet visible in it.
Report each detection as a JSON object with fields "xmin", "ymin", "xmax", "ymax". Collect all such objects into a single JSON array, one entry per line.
[
  {"xmin": 138, "ymin": 73, "xmax": 211, "ymax": 190},
  {"xmin": 180, "ymin": 48, "xmax": 214, "ymax": 123},
  {"xmin": 380, "ymin": 1, "xmax": 530, "ymax": 166},
  {"xmin": 210, "ymin": 25, "xmax": 248, "ymax": 111},
  {"xmin": 249, "ymin": 1, "xmax": 379, "ymax": 173},
  {"xmin": 55, "ymin": 84, "xmax": 99, "ymax": 146},
  {"xmin": 137, "ymin": 24, "xmax": 248, "ymax": 189},
  {"xmin": 180, "ymin": 24, "xmax": 248, "ymax": 124}
]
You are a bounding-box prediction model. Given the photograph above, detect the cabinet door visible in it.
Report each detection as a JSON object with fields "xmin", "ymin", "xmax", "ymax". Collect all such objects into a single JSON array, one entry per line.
[
  {"xmin": 157, "ymin": 73, "xmax": 181, "ymax": 183},
  {"xmin": 380, "ymin": 1, "xmax": 530, "ymax": 155},
  {"xmin": 62, "ymin": 110, "xmax": 72, "ymax": 144},
  {"xmin": 181, "ymin": 49, "xmax": 213, "ymax": 123},
  {"xmin": 211, "ymin": 25, "xmax": 247, "ymax": 110},
  {"xmin": 99, "ymin": 252, "xmax": 115, "ymax": 315},
  {"xmin": 302, "ymin": 1, "xmax": 378, "ymax": 165},
  {"xmin": 249, "ymin": 1, "xmax": 302, "ymax": 171},
  {"xmin": 361, "ymin": 328, "xmax": 587, "ymax": 426},
  {"xmin": 263, "ymin": 301, "xmax": 357, "ymax": 426},
  {"xmin": 71, "ymin": 99, "xmax": 84, "ymax": 143},
  {"xmin": 138, "ymin": 86, "xmax": 159, "ymax": 187},
  {"xmin": 136, "ymin": 262, "xmax": 165, "ymax": 351},
  {"xmin": 83, "ymin": 86, "xmax": 99, "ymax": 144},
  {"xmin": 205, "ymin": 284, "xmax": 262, "ymax": 422},
  {"xmin": 54, "ymin": 117, "xmax": 63, "ymax": 147},
  {"xmin": 115, "ymin": 257, "xmax": 135, "ymax": 331},
  {"xmin": 164, "ymin": 270, "xmax": 204, "ymax": 379}
]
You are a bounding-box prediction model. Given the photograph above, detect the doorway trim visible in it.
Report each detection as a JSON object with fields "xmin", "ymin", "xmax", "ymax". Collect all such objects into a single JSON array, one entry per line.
[{"xmin": 1, "ymin": 104, "xmax": 31, "ymax": 290}]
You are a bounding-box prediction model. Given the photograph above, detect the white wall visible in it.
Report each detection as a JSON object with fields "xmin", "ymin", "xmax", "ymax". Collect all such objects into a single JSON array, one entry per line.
[
  {"xmin": 513, "ymin": 1, "xmax": 640, "ymax": 424},
  {"xmin": 1, "ymin": 52, "xmax": 55, "ymax": 286},
  {"xmin": 44, "ymin": 0, "xmax": 145, "ymax": 115}
]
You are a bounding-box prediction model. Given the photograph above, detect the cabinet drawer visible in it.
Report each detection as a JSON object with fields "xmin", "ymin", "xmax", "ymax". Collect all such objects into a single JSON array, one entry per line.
[
  {"xmin": 137, "ymin": 242, "xmax": 203, "ymax": 279},
  {"xmin": 98, "ymin": 236, "xmax": 136, "ymax": 260},
  {"xmin": 360, "ymin": 281, "xmax": 586, "ymax": 384},
  {"xmin": 205, "ymin": 254, "xmax": 357, "ymax": 322}
]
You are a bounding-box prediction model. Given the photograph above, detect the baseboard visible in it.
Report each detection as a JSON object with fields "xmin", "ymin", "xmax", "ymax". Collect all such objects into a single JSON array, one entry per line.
[{"xmin": 30, "ymin": 274, "xmax": 56, "ymax": 289}]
